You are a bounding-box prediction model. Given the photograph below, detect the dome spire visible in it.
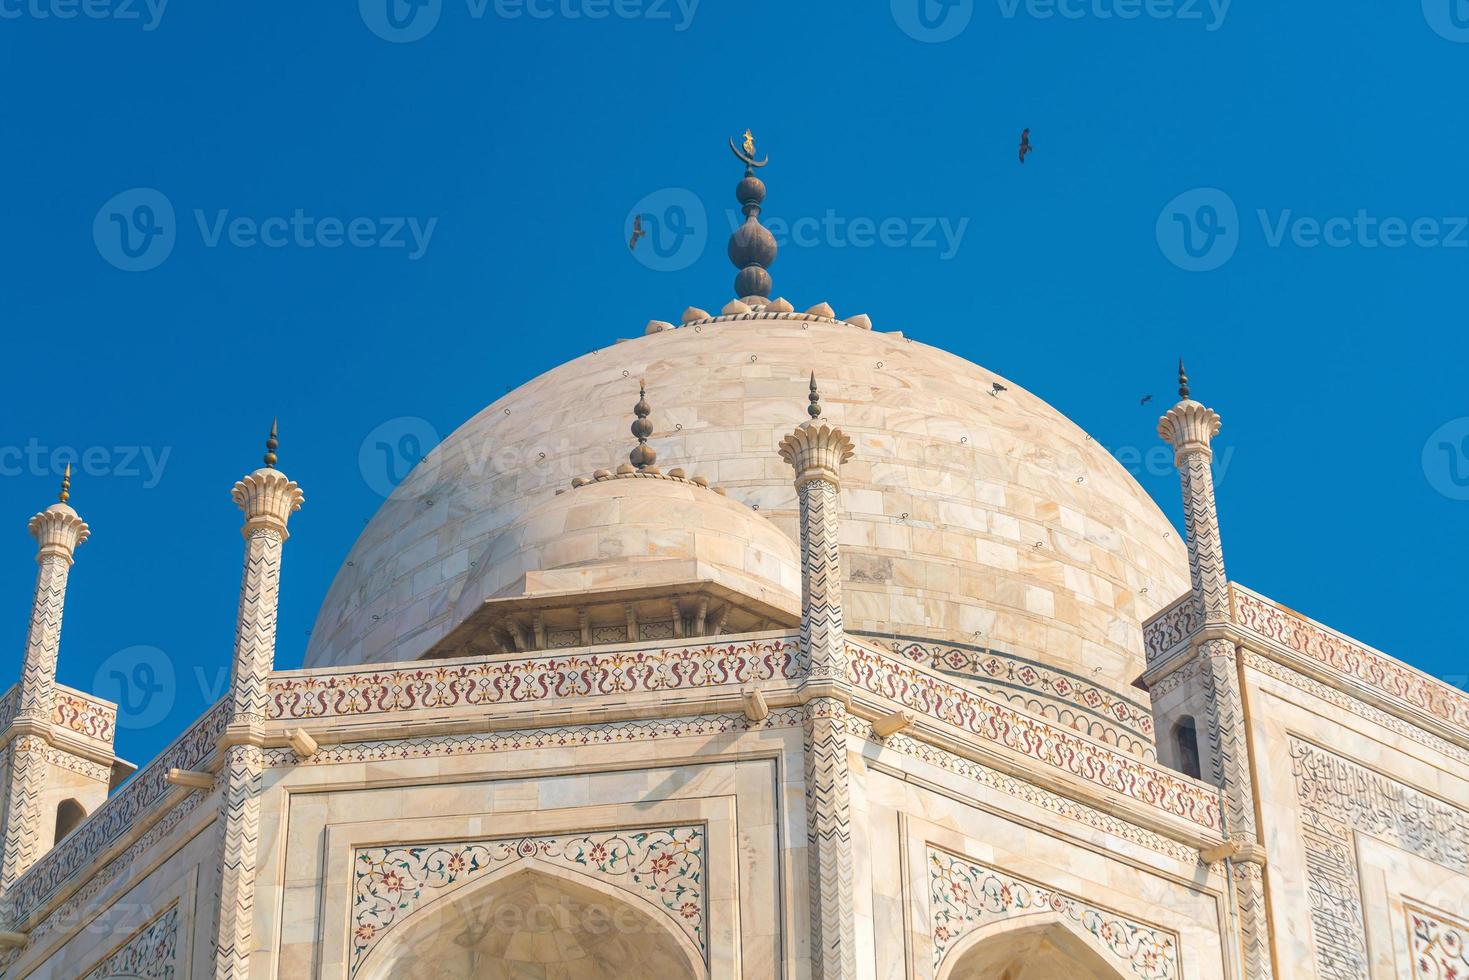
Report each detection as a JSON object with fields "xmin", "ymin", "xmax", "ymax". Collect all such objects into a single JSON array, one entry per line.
[
  {"xmin": 630, "ymin": 379, "xmax": 657, "ymax": 471},
  {"xmin": 58, "ymin": 462, "xmax": 71, "ymax": 504},
  {"xmin": 808, "ymin": 373, "xmax": 823, "ymax": 419},
  {"xmin": 1178, "ymin": 359, "xmax": 1191, "ymax": 401},
  {"xmin": 727, "ymin": 131, "xmax": 776, "ymax": 304},
  {"xmin": 264, "ymin": 418, "xmax": 279, "ymax": 469}
]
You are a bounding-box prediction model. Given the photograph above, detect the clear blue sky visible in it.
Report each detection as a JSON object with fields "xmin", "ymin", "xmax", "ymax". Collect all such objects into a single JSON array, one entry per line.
[{"xmin": 2, "ymin": 0, "xmax": 1465, "ymax": 763}]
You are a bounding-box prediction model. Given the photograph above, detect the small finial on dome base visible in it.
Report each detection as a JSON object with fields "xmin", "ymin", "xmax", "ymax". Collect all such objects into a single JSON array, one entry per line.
[
  {"xmin": 1178, "ymin": 359, "xmax": 1191, "ymax": 401},
  {"xmin": 58, "ymin": 463, "xmax": 71, "ymax": 504},
  {"xmin": 808, "ymin": 373, "xmax": 823, "ymax": 419}
]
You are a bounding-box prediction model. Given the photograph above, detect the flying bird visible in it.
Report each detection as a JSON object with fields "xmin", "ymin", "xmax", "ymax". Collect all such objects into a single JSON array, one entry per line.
[
  {"xmin": 1140, "ymin": 395, "xmax": 1154, "ymax": 406},
  {"xmin": 1018, "ymin": 128, "xmax": 1033, "ymax": 164},
  {"xmin": 628, "ymin": 214, "xmax": 646, "ymax": 251},
  {"xmin": 990, "ymin": 382, "xmax": 1008, "ymax": 397}
]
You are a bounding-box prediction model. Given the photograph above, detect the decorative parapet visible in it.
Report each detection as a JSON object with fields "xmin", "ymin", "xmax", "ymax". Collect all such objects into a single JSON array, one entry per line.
[
  {"xmin": 870, "ymin": 634, "xmax": 1156, "ymax": 756},
  {"xmin": 2, "ymin": 698, "xmax": 229, "ymax": 927},
  {"xmin": 846, "ymin": 640, "xmax": 1221, "ymax": 832},
  {"xmin": 1232, "ymin": 584, "xmax": 1469, "ymax": 736},
  {"xmin": 266, "ymin": 635, "xmax": 801, "ymax": 720},
  {"xmin": 1143, "ymin": 592, "xmax": 1204, "ymax": 667},
  {"xmin": 0, "ymin": 683, "xmax": 118, "ymax": 748}
]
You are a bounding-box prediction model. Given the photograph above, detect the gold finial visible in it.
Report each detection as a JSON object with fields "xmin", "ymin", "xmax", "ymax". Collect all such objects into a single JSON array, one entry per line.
[
  {"xmin": 58, "ymin": 463, "xmax": 71, "ymax": 504},
  {"xmin": 264, "ymin": 418, "xmax": 279, "ymax": 469},
  {"xmin": 807, "ymin": 372, "xmax": 823, "ymax": 420},
  {"xmin": 743, "ymin": 129, "xmax": 755, "ymax": 157},
  {"xmin": 1178, "ymin": 359, "xmax": 1191, "ymax": 401}
]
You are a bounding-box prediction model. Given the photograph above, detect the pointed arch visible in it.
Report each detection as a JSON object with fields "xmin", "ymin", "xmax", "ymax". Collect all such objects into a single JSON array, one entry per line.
[
  {"xmin": 938, "ymin": 912, "xmax": 1137, "ymax": 980},
  {"xmin": 355, "ymin": 857, "xmax": 706, "ymax": 980}
]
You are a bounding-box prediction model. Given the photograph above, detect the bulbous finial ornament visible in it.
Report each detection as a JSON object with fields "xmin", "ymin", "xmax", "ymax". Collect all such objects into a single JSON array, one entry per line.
[
  {"xmin": 630, "ymin": 380, "xmax": 657, "ymax": 470},
  {"xmin": 264, "ymin": 418, "xmax": 280, "ymax": 469},
  {"xmin": 808, "ymin": 373, "xmax": 823, "ymax": 419},
  {"xmin": 1178, "ymin": 359, "xmax": 1191, "ymax": 401},
  {"xmin": 728, "ymin": 132, "xmax": 776, "ymax": 302},
  {"xmin": 58, "ymin": 462, "xmax": 71, "ymax": 504}
]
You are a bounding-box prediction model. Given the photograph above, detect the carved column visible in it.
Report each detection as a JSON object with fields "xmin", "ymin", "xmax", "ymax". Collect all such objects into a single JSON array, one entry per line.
[
  {"xmin": 1158, "ymin": 366, "xmax": 1272, "ymax": 980},
  {"xmin": 0, "ymin": 475, "xmax": 88, "ymax": 888},
  {"xmin": 214, "ymin": 429, "xmax": 303, "ymax": 980},
  {"xmin": 780, "ymin": 381, "xmax": 859, "ymax": 980}
]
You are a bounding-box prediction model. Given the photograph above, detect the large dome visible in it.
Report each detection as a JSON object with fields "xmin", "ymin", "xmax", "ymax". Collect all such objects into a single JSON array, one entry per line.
[{"xmin": 308, "ymin": 312, "xmax": 1190, "ymax": 702}]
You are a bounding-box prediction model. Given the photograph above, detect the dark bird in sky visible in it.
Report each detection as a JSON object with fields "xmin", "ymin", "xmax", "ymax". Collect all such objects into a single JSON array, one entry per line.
[
  {"xmin": 1018, "ymin": 128, "xmax": 1033, "ymax": 164},
  {"xmin": 1140, "ymin": 395, "xmax": 1154, "ymax": 406},
  {"xmin": 628, "ymin": 214, "xmax": 646, "ymax": 251},
  {"xmin": 990, "ymin": 382, "xmax": 1008, "ymax": 397}
]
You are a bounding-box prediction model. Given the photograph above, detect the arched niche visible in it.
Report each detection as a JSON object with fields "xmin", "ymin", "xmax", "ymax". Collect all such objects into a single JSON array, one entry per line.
[
  {"xmin": 356, "ymin": 859, "xmax": 706, "ymax": 980},
  {"xmin": 938, "ymin": 913, "xmax": 1136, "ymax": 980},
  {"xmin": 54, "ymin": 798, "xmax": 87, "ymax": 843}
]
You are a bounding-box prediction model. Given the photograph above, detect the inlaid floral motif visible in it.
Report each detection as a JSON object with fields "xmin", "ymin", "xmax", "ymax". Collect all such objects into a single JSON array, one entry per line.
[
  {"xmin": 351, "ymin": 825, "xmax": 705, "ymax": 976},
  {"xmin": 928, "ymin": 846, "xmax": 1179, "ymax": 979},
  {"xmin": 81, "ymin": 901, "xmax": 178, "ymax": 980},
  {"xmin": 1407, "ymin": 903, "xmax": 1469, "ymax": 979}
]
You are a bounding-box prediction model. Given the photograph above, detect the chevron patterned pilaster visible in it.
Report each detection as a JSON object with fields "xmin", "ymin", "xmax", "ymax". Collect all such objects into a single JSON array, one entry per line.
[
  {"xmin": 804, "ymin": 697, "xmax": 857, "ymax": 980},
  {"xmin": 211, "ymin": 463, "xmax": 302, "ymax": 979}
]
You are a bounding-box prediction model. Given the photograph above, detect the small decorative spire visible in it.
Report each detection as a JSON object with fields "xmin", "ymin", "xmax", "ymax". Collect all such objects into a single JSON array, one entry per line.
[
  {"xmin": 630, "ymin": 380, "xmax": 657, "ymax": 470},
  {"xmin": 808, "ymin": 373, "xmax": 823, "ymax": 419},
  {"xmin": 58, "ymin": 463, "xmax": 71, "ymax": 504},
  {"xmin": 1178, "ymin": 359, "xmax": 1191, "ymax": 401},
  {"xmin": 264, "ymin": 418, "xmax": 279, "ymax": 469},
  {"xmin": 727, "ymin": 132, "xmax": 776, "ymax": 302}
]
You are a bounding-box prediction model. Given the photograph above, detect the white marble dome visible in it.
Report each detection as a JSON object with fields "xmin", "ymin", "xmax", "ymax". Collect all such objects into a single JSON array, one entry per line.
[{"xmin": 307, "ymin": 312, "xmax": 1190, "ymax": 700}]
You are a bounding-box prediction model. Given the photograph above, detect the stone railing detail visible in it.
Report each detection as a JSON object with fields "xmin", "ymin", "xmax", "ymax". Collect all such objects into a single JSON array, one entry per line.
[
  {"xmin": 266, "ymin": 635, "xmax": 801, "ymax": 720},
  {"xmin": 867, "ymin": 634, "xmax": 1155, "ymax": 756},
  {"xmin": 51, "ymin": 686, "xmax": 117, "ymax": 745},
  {"xmin": 846, "ymin": 641, "xmax": 1221, "ymax": 832},
  {"xmin": 2, "ymin": 698, "xmax": 230, "ymax": 926},
  {"xmin": 0, "ymin": 683, "xmax": 115, "ymax": 746},
  {"xmin": 1232, "ymin": 585, "xmax": 1469, "ymax": 734},
  {"xmin": 1143, "ymin": 593, "xmax": 1204, "ymax": 665}
]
